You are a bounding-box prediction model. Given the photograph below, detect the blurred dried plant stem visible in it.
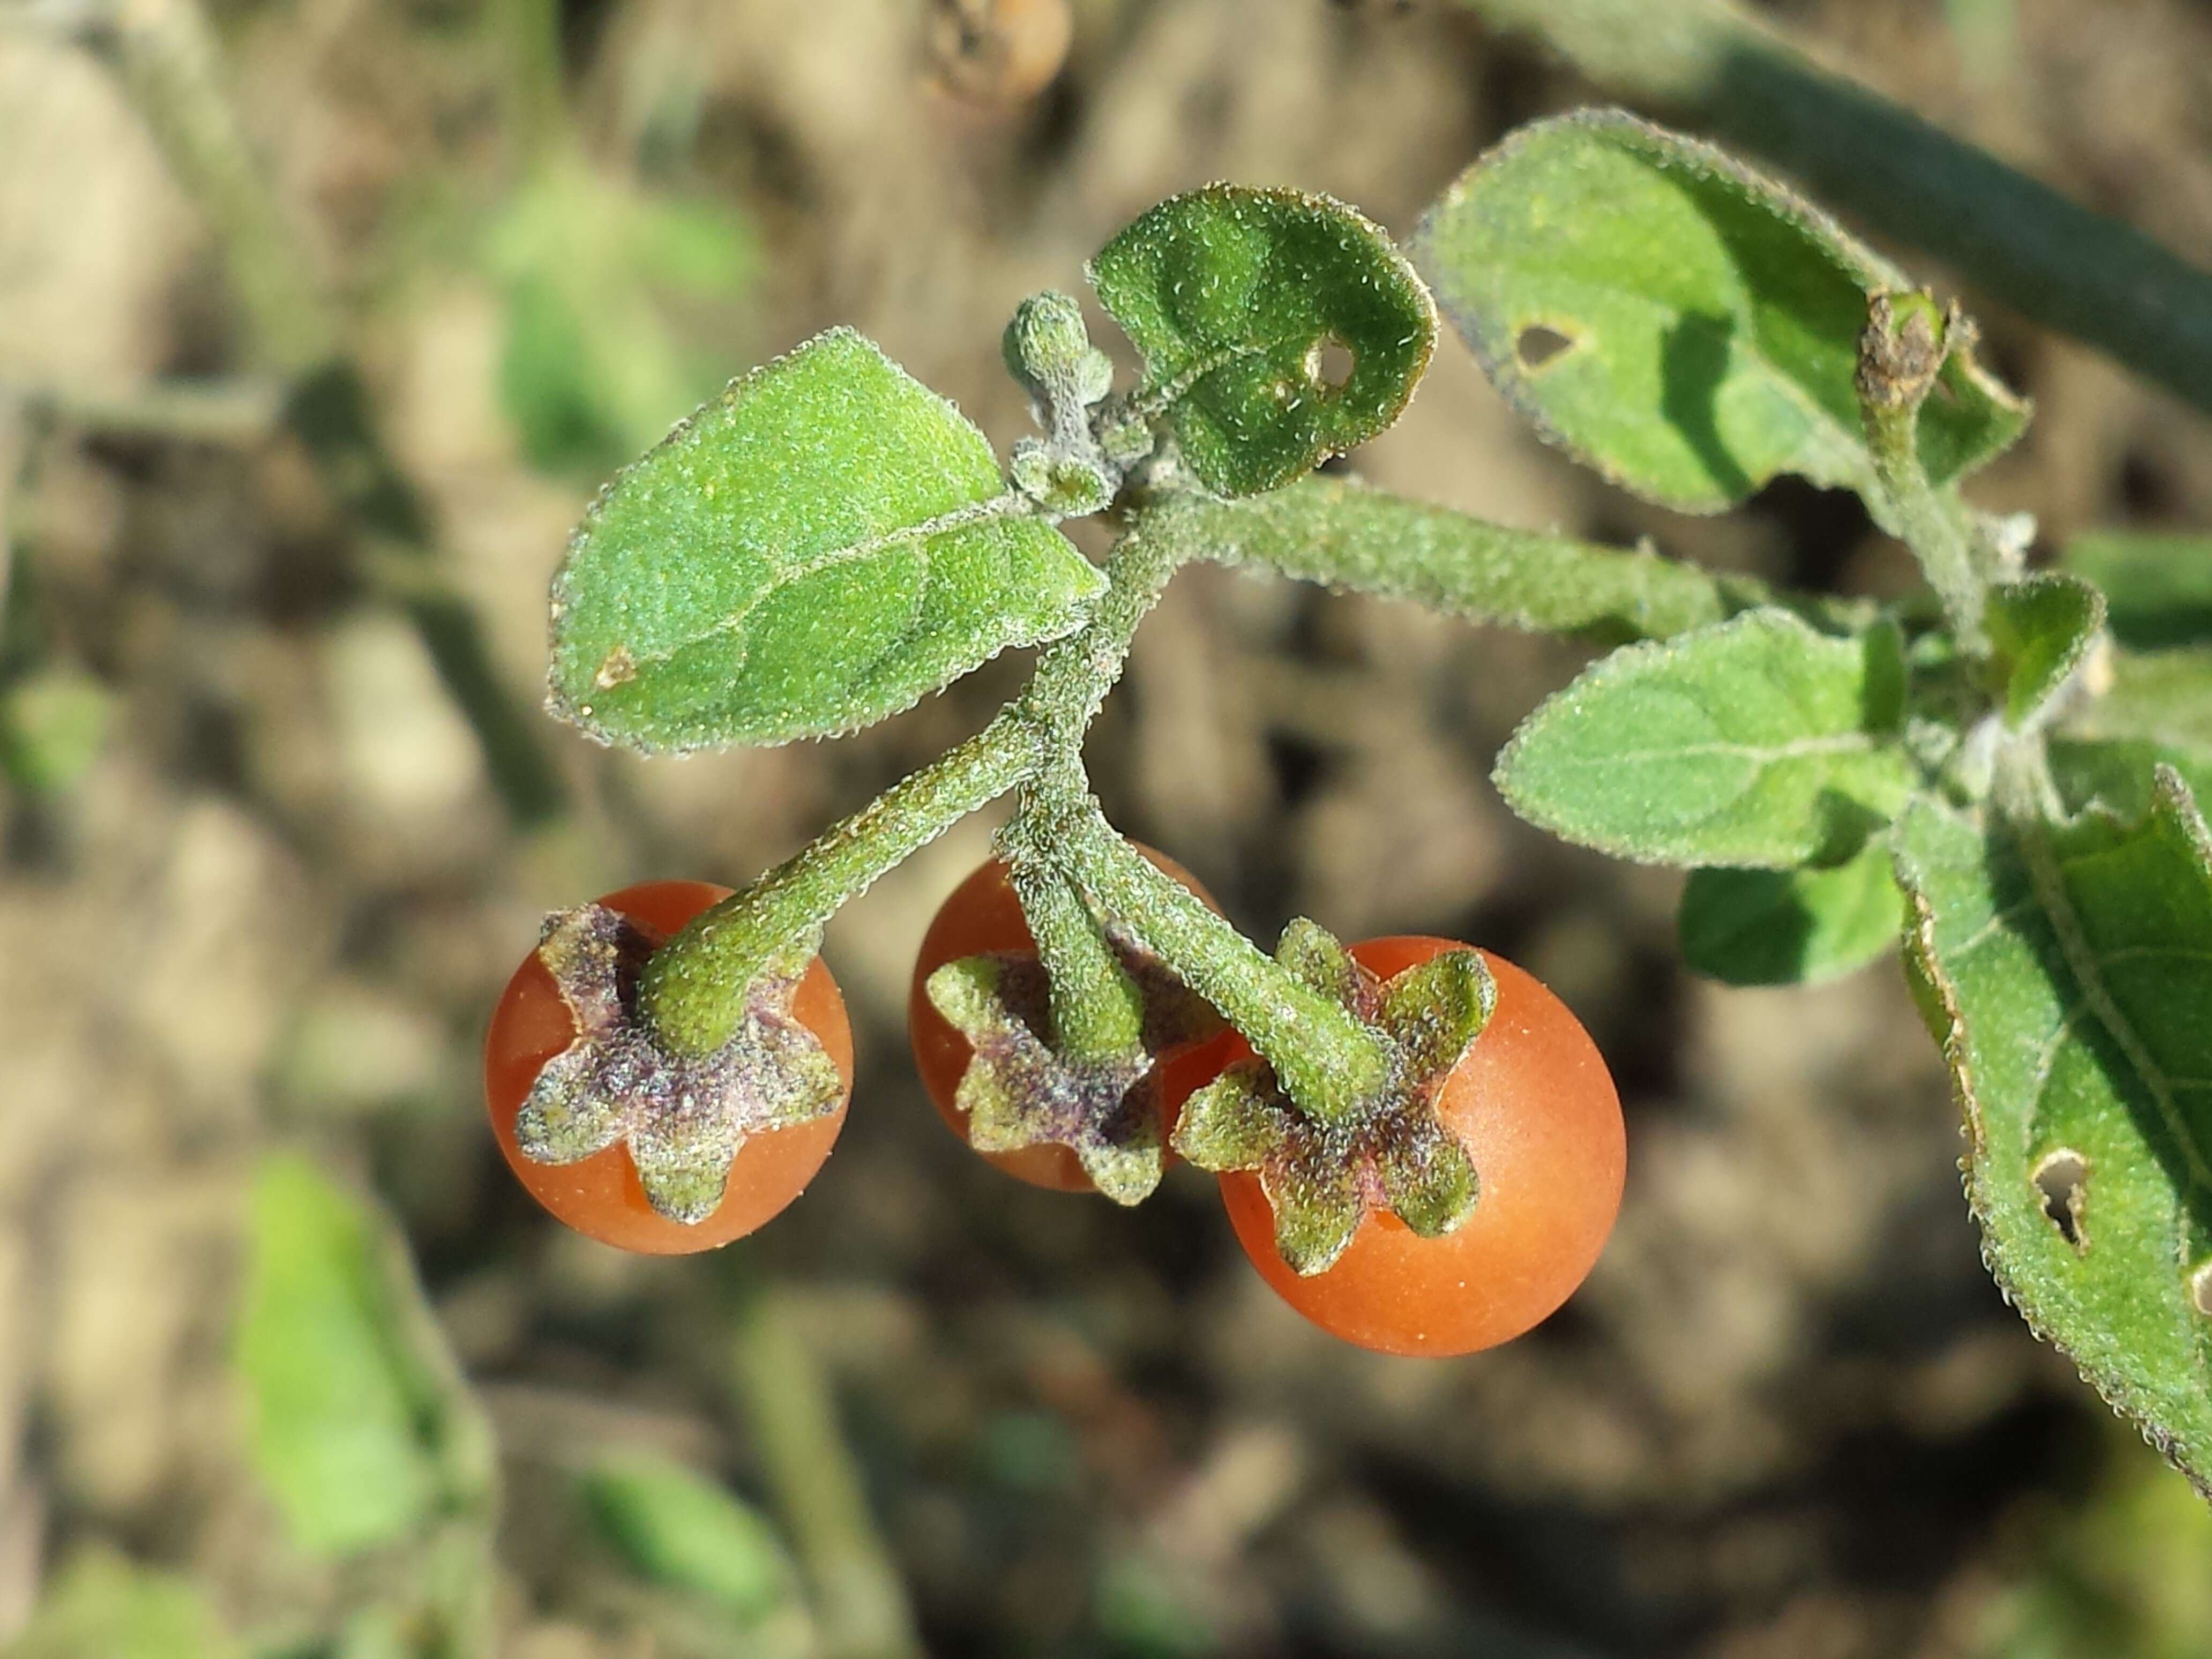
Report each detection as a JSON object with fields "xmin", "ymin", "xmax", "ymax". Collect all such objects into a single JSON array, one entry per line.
[{"xmin": 16, "ymin": 0, "xmax": 571, "ymax": 829}]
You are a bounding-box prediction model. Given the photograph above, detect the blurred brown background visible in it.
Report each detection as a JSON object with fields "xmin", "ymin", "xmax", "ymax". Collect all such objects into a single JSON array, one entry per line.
[{"xmin": 6, "ymin": 1, "xmax": 2212, "ymax": 1655}]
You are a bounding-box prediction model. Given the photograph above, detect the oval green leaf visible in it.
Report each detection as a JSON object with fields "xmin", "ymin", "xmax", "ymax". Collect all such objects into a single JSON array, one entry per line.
[
  {"xmin": 1493, "ymin": 608, "xmax": 1914, "ymax": 868},
  {"xmin": 1679, "ymin": 836, "xmax": 1901, "ymax": 987},
  {"xmin": 579, "ymin": 1452, "xmax": 798, "ymax": 1623},
  {"xmin": 549, "ymin": 327, "xmax": 1104, "ymax": 752},
  {"xmin": 1414, "ymin": 109, "xmax": 2028, "ymax": 512},
  {"xmin": 1088, "ymin": 185, "xmax": 1436, "ymax": 498},
  {"xmin": 234, "ymin": 1156, "xmax": 450, "ymax": 1555},
  {"xmin": 1987, "ymin": 573, "xmax": 2105, "ymax": 729},
  {"xmin": 1895, "ymin": 772, "xmax": 2212, "ymax": 1494}
]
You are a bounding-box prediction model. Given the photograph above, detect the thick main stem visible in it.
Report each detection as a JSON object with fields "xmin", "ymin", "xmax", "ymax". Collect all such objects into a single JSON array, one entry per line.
[{"xmin": 1455, "ymin": 0, "xmax": 2212, "ymax": 418}]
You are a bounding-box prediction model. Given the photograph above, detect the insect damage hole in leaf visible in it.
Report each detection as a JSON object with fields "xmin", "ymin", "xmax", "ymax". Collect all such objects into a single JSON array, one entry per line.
[
  {"xmin": 1514, "ymin": 323, "xmax": 1579, "ymax": 372},
  {"xmin": 2034, "ymin": 1147, "xmax": 2089, "ymax": 1252},
  {"xmin": 1307, "ymin": 334, "xmax": 1357, "ymax": 392}
]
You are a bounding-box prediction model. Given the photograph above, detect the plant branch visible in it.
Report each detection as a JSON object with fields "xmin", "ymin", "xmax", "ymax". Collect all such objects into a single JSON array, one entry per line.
[
  {"xmin": 1042, "ymin": 798, "xmax": 1392, "ymax": 1122},
  {"xmin": 88, "ymin": 0, "xmax": 568, "ymax": 828},
  {"xmin": 1175, "ymin": 475, "xmax": 1757, "ymax": 644},
  {"xmin": 1002, "ymin": 835, "xmax": 1147, "ymax": 1065},
  {"xmin": 644, "ymin": 708, "xmax": 1041, "ymax": 1053},
  {"xmin": 1858, "ymin": 294, "xmax": 1989, "ymax": 655},
  {"xmin": 1455, "ymin": 0, "xmax": 2212, "ymax": 417}
]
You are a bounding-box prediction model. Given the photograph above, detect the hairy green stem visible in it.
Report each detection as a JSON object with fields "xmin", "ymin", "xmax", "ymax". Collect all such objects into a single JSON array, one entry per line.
[
  {"xmin": 1864, "ymin": 399, "xmax": 1986, "ymax": 653},
  {"xmin": 1046, "ymin": 797, "xmax": 1392, "ymax": 1124},
  {"xmin": 1003, "ymin": 845, "xmax": 1147, "ymax": 1064},
  {"xmin": 1858, "ymin": 295, "xmax": 1989, "ymax": 655},
  {"xmin": 91, "ymin": 0, "xmax": 567, "ymax": 828},
  {"xmin": 1177, "ymin": 477, "xmax": 1749, "ymax": 643},
  {"xmin": 646, "ymin": 510, "xmax": 1184, "ymax": 1055},
  {"xmin": 1455, "ymin": 0, "xmax": 2212, "ymax": 416},
  {"xmin": 644, "ymin": 709, "xmax": 1040, "ymax": 1053}
]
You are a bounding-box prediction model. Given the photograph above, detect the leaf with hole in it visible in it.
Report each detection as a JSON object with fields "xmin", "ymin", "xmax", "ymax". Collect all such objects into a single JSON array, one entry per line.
[
  {"xmin": 1679, "ymin": 835, "xmax": 1901, "ymax": 987},
  {"xmin": 578, "ymin": 1452, "xmax": 799, "ymax": 1625},
  {"xmin": 549, "ymin": 327, "xmax": 1103, "ymax": 752},
  {"xmin": 1987, "ymin": 574, "xmax": 2106, "ymax": 729},
  {"xmin": 2065, "ymin": 530, "xmax": 2212, "ymax": 651},
  {"xmin": 1493, "ymin": 608, "xmax": 1914, "ymax": 869},
  {"xmin": 1413, "ymin": 109, "xmax": 2027, "ymax": 513},
  {"xmin": 1894, "ymin": 774, "xmax": 2212, "ymax": 1494},
  {"xmin": 1088, "ymin": 185, "xmax": 1436, "ymax": 498},
  {"xmin": 234, "ymin": 1156, "xmax": 485, "ymax": 1556}
]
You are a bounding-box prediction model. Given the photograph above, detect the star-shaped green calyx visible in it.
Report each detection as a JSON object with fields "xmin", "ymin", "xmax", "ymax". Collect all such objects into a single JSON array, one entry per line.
[
  {"xmin": 1171, "ymin": 920, "xmax": 1495, "ymax": 1275},
  {"xmin": 924, "ymin": 945, "xmax": 1222, "ymax": 1206},
  {"xmin": 517, "ymin": 903, "xmax": 845, "ymax": 1223}
]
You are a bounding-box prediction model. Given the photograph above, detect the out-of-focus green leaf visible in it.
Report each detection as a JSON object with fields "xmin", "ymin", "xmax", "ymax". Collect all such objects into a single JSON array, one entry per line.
[
  {"xmin": 1986, "ymin": 574, "xmax": 2105, "ymax": 728},
  {"xmin": 1414, "ymin": 109, "xmax": 2027, "ymax": 512},
  {"xmin": 488, "ymin": 161, "xmax": 756, "ymax": 477},
  {"xmin": 1679, "ymin": 836, "xmax": 1901, "ymax": 985},
  {"xmin": 578, "ymin": 1451, "xmax": 798, "ymax": 1624},
  {"xmin": 4, "ymin": 1549, "xmax": 236, "ymax": 1659},
  {"xmin": 1088, "ymin": 185, "xmax": 1436, "ymax": 498},
  {"xmin": 0, "ymin": 667, "xmax": 110, "ymax": 795},
  {"xmin": 548, "ymin": 327, "xmax": 1102, "ymax": 752},
  {"xmin": 1973, "ymin": 1429, "xmax": 2212, "ymax": 1659},
  {"xmin": 2051, "ymin": 740, "xmax": 2212, "ymax": 823},
  {"xmin": 1494, "ymin": 608, "xmax": 1914, "ymax": 868},
  {"xmin": 2067, "ymin": 646, "xmax": 2212, "ymax": 752},
  {"xmin": 1094, "ymin": 1550, "xmax": 1220, "ymax": 1659},
  {"xmin": 2064, "ymin": 530, "xmax": 2212, "ymax": 651},
  {"xmin": 1894, "ymin": 771, "xmax": 2212, "ymax": 1494},
  {"xmin": 234, "ymin": 1156, "xmax": 445, "ymax": 1555}
]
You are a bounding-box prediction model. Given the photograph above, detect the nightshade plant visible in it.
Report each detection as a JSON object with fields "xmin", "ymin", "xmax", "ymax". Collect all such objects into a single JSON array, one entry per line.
[{"xmin": 512, "ymin": 106, "xmax": 2212, "ymax": 1474}]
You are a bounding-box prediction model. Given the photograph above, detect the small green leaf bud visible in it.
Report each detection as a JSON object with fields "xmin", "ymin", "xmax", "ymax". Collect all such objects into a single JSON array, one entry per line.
[
  {"xmin": 1004, "ymin": 290, "xmax": 1102, "ymax": 402},
  {"xmin": 1012, "ymin": 438, "xmax": 1115, "ymax": 517}
]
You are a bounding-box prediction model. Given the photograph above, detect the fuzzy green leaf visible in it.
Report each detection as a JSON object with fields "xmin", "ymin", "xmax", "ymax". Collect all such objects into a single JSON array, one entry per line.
[
  {"xmin": 578, "ymin": 1452, "xmax": 798, "ymax": 1623},
  {"xmin": 234, "ymin": 1157, "xmax": 452, "ymax": 1554},
  {"xmin": 1987, "ymin": 574, "xmax": 2105, "ymax": 729},
  {"xmin": 1894, "ymin": 773, "xmax": 2212, "ymax": 1493},
  {"xmin": 1088, "ymin": 185, "xmax": 1436, "ymax": 497},
  {"xmin": 1169, "ymin": 475, "xmax": 1758, "ymax": 645},
  {"xmin": 1679, "ymin": 836, "xmax": 1901, "ymax": 986},
  {"xmin": 1414, "ymin": 109, "xmax": 2027, "ymax": 513},
  {"xmin": 1494, "ymin": 608, "xmax": 1914, "ymax": 868},
  {"xmin": 548, "ymin": 327, "xmax": 1103, "ymax": 752},
  {"xmin": 2064, "ymin": 531, "xmax": 2212, "ymax": 651}
]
